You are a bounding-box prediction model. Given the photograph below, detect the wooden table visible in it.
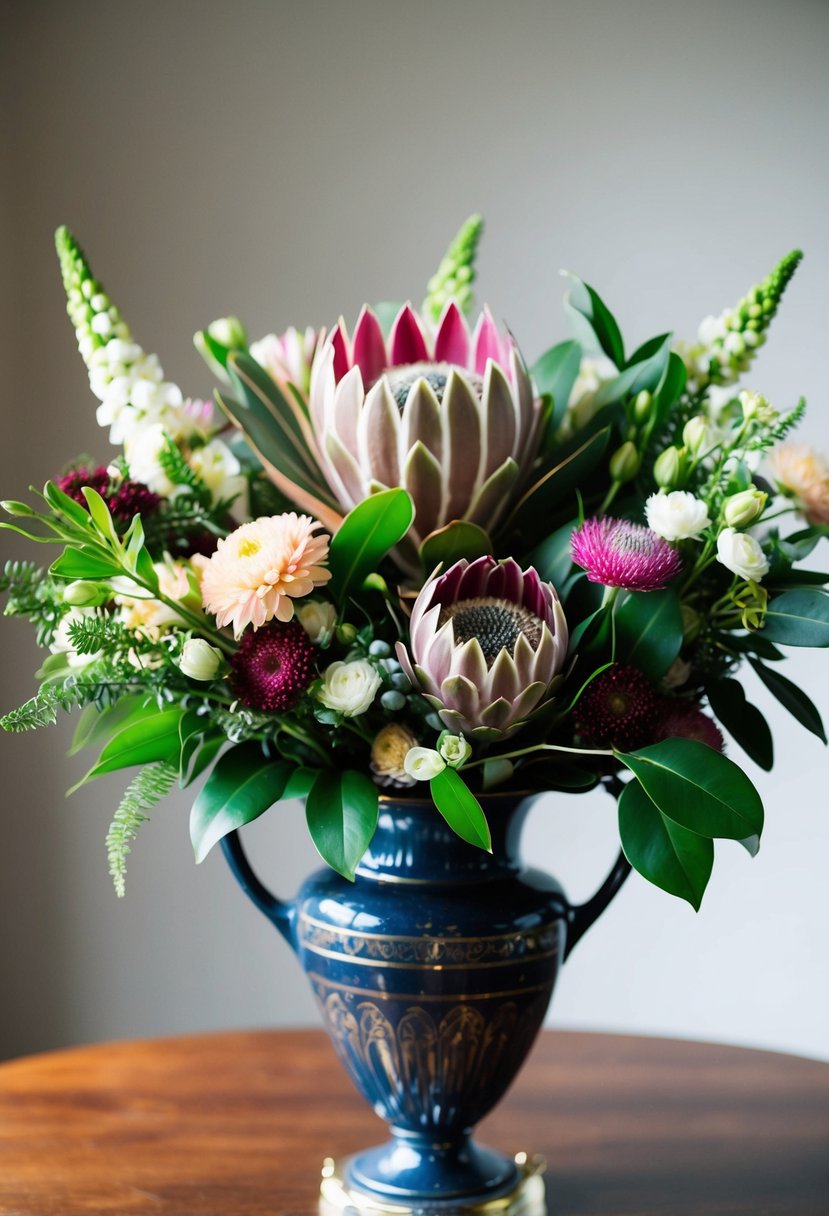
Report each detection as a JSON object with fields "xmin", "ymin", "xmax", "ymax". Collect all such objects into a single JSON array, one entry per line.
[{"xmin": 0, "ymin": 1029, "xmax": 826, "ymax": 1214}]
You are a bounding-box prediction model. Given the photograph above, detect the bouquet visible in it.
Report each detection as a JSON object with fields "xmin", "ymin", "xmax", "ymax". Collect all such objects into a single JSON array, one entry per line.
[{"xmin": 2, "ymin": 217, "xmax": 827, "ymax": 911}]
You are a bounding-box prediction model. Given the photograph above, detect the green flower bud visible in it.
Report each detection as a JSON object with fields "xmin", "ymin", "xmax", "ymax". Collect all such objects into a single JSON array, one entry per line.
[
  {"xmin": 178, "ymin": 638, "xmax": 223, "ymax": 681},
  {"xmin": 1, "ymin": 500, "xmax": 36, "ymax": 517},
  {"xmin": 335, "ymin": 622, "xmax": 358, "ymax": 646},
  {"xmin": 723, "ymin": 488, "xmax": 767, "ymax": 528},
  {"xmin": 609, "ymin": 440, "xmax": 641, "ymax": 483},
  {"xmin": 682, "ymin": 415, "xmax": 713, "ymax": 455},
  {"xmin": 208, "ymin": 315, "xmax": 247, "ymax": 349},
  {"xmin": 63, "ymin": 580, "xmax": 110, "ymax": 607},
  {"xmin": 654, "ymin": 445, "xmax": 684, "ymax": 489},
  {"xmin": 632, "ymin": 390, "xmax": 652, "ymax": 423}
]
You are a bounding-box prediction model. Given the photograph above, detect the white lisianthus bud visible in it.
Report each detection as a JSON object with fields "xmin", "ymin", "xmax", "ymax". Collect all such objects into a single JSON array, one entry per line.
[
  {"xmin": 296, "ymin": 600, "xmax": 337, "ymax": 645},
  {"xmin": 645, "ymin": 491, "xmax": 711, "ymax": 542},
  {"xmin": 653, "ymin": 445, "xmax": 684, "ymax": 489},
  {"xmin": 609, "ymin": 440, "xmax": 641, "ymax": 483},
  {"xmin": 682, "ymin": 415, "xmax": 715, "ymax": 455},
  {"xmin": 437, "ymin": 733, "xmax": 472, "ymax": 769},
  {"xmin": 716, "ymin": 527, "xmax": 770, "ymax": 582},
  {"xmin": 723, "ymin": 488, "xmax": 767, "ymax": 528},
  {"xmin": 632, "ymin": 390, "xmax": 652, "ymax": 423},
  {"xmin": 178, "ymin": 638, "xmax": 223, "ymax": 681},
  {"xmin": 739, "ymin": 389, "xmax": 776, "ymax": 424},
  {"xmin": 208, "ymin": 316, "xmax": 247, "ymax": 349},
  {"xmin": 63, "ymin": 580, "xmax": 110, "ymax": 607},
  {"xmin": 403, "ymin": 746, "xmax": 447, "ymax": 782},
  {"xmin": 318, "ymin": 659, "xmax": 382, "ymax": 717}
]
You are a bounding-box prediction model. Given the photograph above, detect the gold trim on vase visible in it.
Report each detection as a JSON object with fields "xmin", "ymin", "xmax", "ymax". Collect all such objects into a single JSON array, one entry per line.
[{"xmin": 309, "ymin": 974, "xmax": 554, "ymax": 1003}]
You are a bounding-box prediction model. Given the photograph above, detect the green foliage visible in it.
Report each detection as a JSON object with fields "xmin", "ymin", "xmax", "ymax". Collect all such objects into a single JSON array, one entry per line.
[
  {"xmin": 706, "ymin": 678, "xmax": 774, "ymax": 771},
  {"xmin": 157, "ymin": 436, "xmax": 213, "ymax": 507},
  {"xmin": 562, "ymin": 273, "xmax": 625, "ymax": 367},
  {"xmin": 430, "ymin": 768, "xmax": 492, "ymax": 851},
  {"xmin": 615, "ymin": 589, "xmax": 683, "ymax": 680},
  {"xmin": 71, "ymin": 706, "xmax": 196, "ymax": 790},
  {"xmin": 1, "ymin": 685, "xmax": 62, "ymax": 732},
  {"xmin": 328, "ymin": 489, "xmax": 415, "ymax": 605},
  {"xmin": 419, "ymin": 521, "xmax": 492, "ymax": 576},
  {"xmin": 749, "ymin": 659, "xmax": 827, "ymax": 743},
  {"xmin": 305, "ymin": 768, "xmax": 379, "ymax": 880},
  {"xmin": 504, "ymin": 426, "xmax": 611, "ymax": 551},
  {"xmin": 0, "ymin": 560, "xmax": 62, "ymax": 645},
  {"xmin": 531, "ymin": 340, "xmax": 582, "ymax": 440},
  {"xmin": 190, "ymin": 742, "xmax": 297, "ymax": 863},
  {"xmin": 106, "ymin": 762, "xmax": 178, "ymax": 898},
  {"xmin": 762, "ymin": 589, "xmax": 829, "ymax": 646},
  {"xmin": 618, "ymin": 778, "xmax": 713, "ymax": 910}
]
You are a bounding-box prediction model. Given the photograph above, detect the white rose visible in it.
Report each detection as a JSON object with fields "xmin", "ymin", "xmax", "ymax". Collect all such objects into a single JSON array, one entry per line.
[
  {"xmin": 716, "ymin": 527, "xmax": 770, "ymax": 582},
  {"xmin": 178, "ymin": 638, "xmax": 223, "ymax": 681},
  {"xmin": 645, "ymin": 491, "xmax": 711, "ymax": 542},
  {"xmin": 296, "ymin": 600, "xmax": 337, "ymax": 645},
  {"xmin": 318, "ymin": 659, "xmax": 382, "ymax": 717},
  {"xmin": 403, "ymin": 747, "xmax": 446, "ymax": 782}
]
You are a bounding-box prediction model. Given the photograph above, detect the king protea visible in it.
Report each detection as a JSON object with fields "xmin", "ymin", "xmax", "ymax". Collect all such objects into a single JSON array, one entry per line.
[
  {"xmin": 396, "ymin": 556, "xmax": 568, "ymax": 740},
  {"xmin": 309, "ymin": 303, "xmax": 542, "ymax": 573}
]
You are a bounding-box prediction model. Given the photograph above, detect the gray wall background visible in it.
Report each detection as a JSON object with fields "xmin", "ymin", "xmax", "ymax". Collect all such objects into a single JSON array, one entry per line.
[{"xmin": 2, "ymin": 0, "xmax": 828, "ymax": 1063}]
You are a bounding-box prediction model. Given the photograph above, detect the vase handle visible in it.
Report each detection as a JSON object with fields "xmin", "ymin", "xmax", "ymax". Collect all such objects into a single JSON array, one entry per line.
[
  {"xmin": 220, "ymin": 830, "xmax": 297, "ymax": 952},
  {"xmin": 562, "ymin": 850, "xmax": 631, "ymax": 961}
]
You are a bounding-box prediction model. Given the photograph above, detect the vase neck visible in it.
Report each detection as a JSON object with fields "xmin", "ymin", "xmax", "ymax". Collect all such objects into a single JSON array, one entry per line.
[{"xmin": 354, "ymin": 794, "xmax": 537, "ymax": 884}]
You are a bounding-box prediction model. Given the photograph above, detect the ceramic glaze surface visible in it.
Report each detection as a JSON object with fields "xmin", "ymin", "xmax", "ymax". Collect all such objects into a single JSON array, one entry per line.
[{"xmin": 222, "ymin": 792, "xmax": 629, "ymax": 1205}]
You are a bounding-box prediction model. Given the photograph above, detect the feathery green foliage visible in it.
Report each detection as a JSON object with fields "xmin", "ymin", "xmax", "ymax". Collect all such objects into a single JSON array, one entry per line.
[
  {"xmin": 158, "ymin": 436, "xmax": 213, "ymax": 508},
  {"xmin": 107, "ymin": 761, "xmax": 178, "ymax": 897},
  {"xmin": 0, "ymin": 560, "xmax": 63, "ymax": 645}
]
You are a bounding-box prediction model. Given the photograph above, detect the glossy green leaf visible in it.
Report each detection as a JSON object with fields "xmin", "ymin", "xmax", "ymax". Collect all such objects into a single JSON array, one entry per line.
[
  {"xmin": 762, "ymin": 588, "xmax": 829, "ymax": 646},
  {"xmin": 706, "ymin": 678, "xmax": 774, "ymax": 771},
  {"xmin": 190, "ymin": 743, "xmax": 295, "ymax": 863},
  {"xmin": 650, "ymin": 352, "xmax": 687, "ymax": 427},
  {"xmin": 729, "ymin": 633, "xmax": 784, "ymax": 662},
  {"xmin": 182, "ymin": 734, "xmax": 226, "ymax": 788},
  {"xmin": 70, "ymin": 707, "xmax": 190, "ymax": 792},
  {"xmin": 305, "ymin": 769, "xmax": 379, "ymax": 880},
  {"xmin": 615, "ymin": 589, "xmax": 683, "ymax": 680},
  {"xmin": 50, "ymin": 546, "xmax": 123, "ymax": 581},
  {"xmin": 328, "ymin": 488, "xmax": 415, "ymax": 603},
  {"xmin": 531, "ymin": 339, "xmax": 582, "ymax": 436},
  {"xmin": 505, "ymin": 426, "xmax": 610, "ymax": 548},
  {"xmin": 68, "ymin": 695, "xmax": 151, "ymax": 757},
  {"xmin": 618, "ymin": 779, "xmax": 713, "ymax": 910},
  {"xmin": 749, "ymin": 660, "xmax": 827, "ymax": 743},
  {"xmin": 420, "ymin": 520, "xmax": 492, "ymax": 574},
  {"xmin": 615, "ymin": 738, "xmax": 764, "ymax": 841},
  {"xmin": 81, "ymin": 487, "xmax": 119, "ymax": 545},
  {"xmin": 594, "ymin": 334, "xmax": 672, "ymax": 408},
  {"xmin": 563, "ymin": 273, "xmax": 625, "ymax": 367},
  {"xmin": 430, "ymin": 767, "xmax": 492, "ymax": 851},
  {"xmin": 43, "ymin": 480, "xmax": 95, "ymax": 530}
]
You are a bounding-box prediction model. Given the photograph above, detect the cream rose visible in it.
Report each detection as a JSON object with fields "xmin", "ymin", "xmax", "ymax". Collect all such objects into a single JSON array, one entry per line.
[
  {"xmin": 318, "ymin": 659, "xmax": 382, "ymax": 717},
  {"xmin": 296, "ymin": 600, "xmax": 337, "ymax": 646},
  {"xmin": 716, "ymin": 527, "xmax": 769, "ymax": 582},
  {"xmin": 178, "ymin": 638, "xmax": 223, "ymax": 681},
  {"xmin": 645, "ymin": 491, "xmax": 711, "ymax": 542}
]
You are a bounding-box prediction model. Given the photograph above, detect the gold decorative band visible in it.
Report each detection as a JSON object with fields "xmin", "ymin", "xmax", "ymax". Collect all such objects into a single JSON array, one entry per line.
[{"xmin": 309, "ymin": 973, "xmax": 554, "ymax": 1003}]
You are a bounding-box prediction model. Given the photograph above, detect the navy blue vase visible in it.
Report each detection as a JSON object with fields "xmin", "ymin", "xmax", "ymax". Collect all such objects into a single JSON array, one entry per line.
[{"xmin": 222, "ymin": 792, "xmax": 629, "ymax": 1208}]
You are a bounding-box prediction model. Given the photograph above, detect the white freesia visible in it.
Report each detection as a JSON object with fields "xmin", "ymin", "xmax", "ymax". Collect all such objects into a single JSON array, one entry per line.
[
  {"xmin": 403, "ymin": 747, "xmax": 446, "ymax": 782},
  {"xmin": 645, "ymin": 491, "xmax": 711, "ymax": 542},
  {"xmin": 296, "ymin": 600, "xmax": 337, "ymax": 645},
  {"xmin": 716, "ymin": 527, "xmax": 770, "ymax": 582},
  {"xmin": 178, "ymin": 638, "xmax": 223, "ymax": 681},
  {"xmin": 318, "ymin": 659, "xmax": 382, "ymax": 717}
]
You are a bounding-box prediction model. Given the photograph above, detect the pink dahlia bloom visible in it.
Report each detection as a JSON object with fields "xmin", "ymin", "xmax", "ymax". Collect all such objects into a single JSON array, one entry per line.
[
  {"xmin": 396, "ymin": 556, "xmax": 568, "ymax": 741},
  {"xmin": 655, "ymin": 702, "xmax": 724, "ymax": 751},
  {"xmin": 309, "ymin": 303, "xmax": 542, "ymax": 573},
  {"xmin": 199, "ymin": 512, "xmax": 331, "ymax": 638},
  {"xmin": 230, "ymin": 619, "xmax": 317, "ymax": 712},
  {"xmin": 571, "ymin": 517, "xmax": 682, "ymax": 592}
]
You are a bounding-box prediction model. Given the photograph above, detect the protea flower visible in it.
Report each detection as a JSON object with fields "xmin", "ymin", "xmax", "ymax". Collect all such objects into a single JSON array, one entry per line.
[
  {"xmin": 309, "ymin": 303, "xmax": 542, "ymax": 573},
  {"xmin": 395, "ymin": 557, "xmax": 568, "ymax": 741}
]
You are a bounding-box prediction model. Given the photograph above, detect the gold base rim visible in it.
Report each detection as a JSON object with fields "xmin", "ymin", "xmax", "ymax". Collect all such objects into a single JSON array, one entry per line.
[{"xmin": 319, "ymin": 1151, "xmax": 546, "ymax": 1215}]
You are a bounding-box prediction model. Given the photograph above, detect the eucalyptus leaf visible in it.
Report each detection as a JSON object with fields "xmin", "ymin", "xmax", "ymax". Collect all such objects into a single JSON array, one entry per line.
[
  {"xmin": 615, "ymin": 738, "xmax": 764, "ymax": 841},
  {"xmin": 305, "ymin": 769, "xmax": 379, "ymax": 880},
  {"xmin": 190, "ymin": 742, "xmax": 296, "ymax": 863},
  {"xmin": 706, "ymin": 678, "xmax": 774, "ymax": 771},
  {"xmin": 618, "ymin": 779, "xmax": 713, "ymax": 910},
  {"xmin": 328, "ymin": 488, "xmax": 415, "ymax": 604},
  {"xmin": 430, "ymin": 767, "xmax": 492, "ymax": 851},
  {"xmin": 762, "ymin": 588, "xmax": 829, "ymax": 646},
  {"xmin": 749, "ymin": 660, "xmax": 827, "ymax": 743}
]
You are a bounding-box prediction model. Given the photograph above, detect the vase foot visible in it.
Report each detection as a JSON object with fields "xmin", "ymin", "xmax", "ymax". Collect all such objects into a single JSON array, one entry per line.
[{"xmin": 320, "ymin": 1151, "xmax": 546, "ymax": 1215}]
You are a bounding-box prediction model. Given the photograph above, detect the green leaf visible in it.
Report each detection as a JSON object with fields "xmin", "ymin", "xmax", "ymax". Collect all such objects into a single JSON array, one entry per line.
[
  {"xmin": 531, "ymin": 339, "xmax": 582, "ymax": 435},
  {"xmin": 429, "ymin": 767, "xmax": 492, "ymax": 851},
  {"xmin": 420, "ymin": 520, "xmax": 492, "ymax": 574},
  {"xmin": 650, "ymin": 352, "xmax": 687, "ymax": 428},
  {"xmin": 615, "ymin": 589, "xmax": 683, "ymax": 680},
  {"xmin": 305, "ymin": 769, "xmax": 379, "ymax": 880},
  {"xmin": 181, "ymin": 734, "xmax": 225, "ymax": 788},
  {"xmin": 706, "ymin": 678, "xmax": 774, "ymax": 771},
  {"xmin": 527, "ymin": 519, "xmax": 578, "ymax": 588},
  {"xmin": 615, "ymin": 737, "xmax": 764, "ymax": 841},
  {"xmin": 563, "ymin": 273, "xmax": 625, "ymax": 367},
  {"xmin": 72, "ymin": 707, "xmax": 189, "ymax": 790},
  {"xmin": 593, "ymin": 334, "xmax": 672, "ymax": 409},
  {"xmin": 505, "ymin": 426, "xmax": 611, "ymax": 549},
  {"xmin": 81, "ymin": 487, "xmax": 119, "ymax": 546},
  {"xmin": 43, "ymin": 480, "xmax": 95, "ymax": 530},
  {"xmin": 328, "ymin": 488, "xmax": 415, "ymax": 604},
  {"xmin": 68, "ymin": 694, "xmax": 150, "ymax": 756},
  {"xmin": 762, "ymin": 588, "xmax": 829, "ymax": 646},
  {"xmin": 749, "ymin": 660, "xmax": 827, "ymax": 744},
  {"xmin": 50, "ymin": 546, "xmax": 123, "ymax": 581},
  {"xmin": 190, "ymin": 742, "xmax": 295, "ymax": 863},
  {"xmin": 618, "ymin": 779, "xmax": 714, "ymax": 910}
]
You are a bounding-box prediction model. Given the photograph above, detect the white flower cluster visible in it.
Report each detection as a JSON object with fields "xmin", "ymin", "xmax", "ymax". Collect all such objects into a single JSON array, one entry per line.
[
  {"xmin": 676, "ymin": 309, "xmax": 764, "ymax": 394},
  {"xmin": 89, "ymin": 338, "xmax": 185, "ymax": 445}
]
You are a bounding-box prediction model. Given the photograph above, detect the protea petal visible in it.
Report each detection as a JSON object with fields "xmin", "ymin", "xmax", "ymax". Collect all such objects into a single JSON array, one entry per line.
[
  {"xmin": 390, "ymin": 304, "xmax": 430, "ymax": 366},
  {"xmin": 478, "ymin": 697, "xmax": 514, "ymax": 730},
  {"xmin": 352, "ymin": 307, "xmax": 387, "ymax": 387},
  {"xmin": 331, "ymin": 319, "xmax": 351, "ymax": 383},
  {"xmin": 402, "ymin": 379, "xmax": 443, "ymax": 463},
  {"xmin": 332, "ymin": 365, "xmax": 364, "ymax": 456},
  {"xmin": 359, "ymin": 380, "xmax": 402, "ymax": 490},
  {"xmin": 443, "ymin": 373, "xmax": 482, "ymax": 521},
  {"xmin": 439, "ymin": 674, "xmax": 481, "ymax": 720},
  {"xmin": 486, "ymin": 647, "xmax": 521, "ymax": 704},
  {"xmin": 481, "ymin": 361, "xmax": 517, "ymax": 473},
  {"xmin": 324, "ymin": 431, "xmax": 365, "ymax": 508},
  {"xmin": 402, "ymin": 441, "xmax": 443, "ymax": 541},
  {"xmin": 466, "ymin": 459, "xmax": 519, "ymax": 528},
  {"xmin": 434, "ymin": 302, "xmax": 470, "ymax": 366},
  {"xmin": 453, "ymin": 638, "xmax": 489, "ymax": 693},
  {"xmin": 473, "ymin": 308, "xmax": 507, "ymax": 377}
]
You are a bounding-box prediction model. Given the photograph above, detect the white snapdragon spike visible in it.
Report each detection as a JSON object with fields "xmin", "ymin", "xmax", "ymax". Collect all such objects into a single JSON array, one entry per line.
[
  {"xmin": 318, "ymin": 660, "xmax": 382, "ymax": 717},
  {"xmin": 716, "ymin": 527, "xmax": 770, "ymax": 582},
  {"xmin": 645, "ymin": 491, "xmax": 711, "ymax": 542}
]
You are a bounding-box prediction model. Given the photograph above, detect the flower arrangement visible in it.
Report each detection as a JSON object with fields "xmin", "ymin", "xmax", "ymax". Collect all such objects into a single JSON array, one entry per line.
[{"xmin": 2, "ymin": 217, "xmax": 827, "ymax": 910}]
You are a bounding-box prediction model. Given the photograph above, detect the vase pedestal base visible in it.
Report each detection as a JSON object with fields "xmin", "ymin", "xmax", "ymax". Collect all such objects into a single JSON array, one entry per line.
[{"xmin": 320, "ymin": 1151, "xmax": 546, "ymax": 1215}]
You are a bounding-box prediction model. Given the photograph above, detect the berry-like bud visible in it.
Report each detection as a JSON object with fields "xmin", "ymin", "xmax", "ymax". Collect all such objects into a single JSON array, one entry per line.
[
  {"xmin": 632, "ymin": 390, "xmax": 652, "ymax": 423},
  {"xmin": 609, "ymin": 440, "xmax": 641, "ymax": 483}
]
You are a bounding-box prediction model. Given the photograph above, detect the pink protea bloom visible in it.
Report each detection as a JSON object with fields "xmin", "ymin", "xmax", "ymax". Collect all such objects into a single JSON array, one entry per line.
[
  {"xmin": 396, "ymin": 556, "xmax": 568, "ymax": 741},
  {"xmin": 571, "ymin": 517, "xmax": 682, "ymax": 592},
  {"xmin": 199, "ymin": 513, "xmax": 331, "ymax": 638},
  {"xmin": 309, "ymin": 303, "xmax": 542, "ymax": 573}
]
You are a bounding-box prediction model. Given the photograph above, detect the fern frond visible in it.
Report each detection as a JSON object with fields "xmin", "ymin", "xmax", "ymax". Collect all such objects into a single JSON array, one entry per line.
[
  {"xmin": 0, "ymin": 686, "xmax": 61, "ymax": 732},
  {"xmin": 106, "ymin": 762, "xmax": 178, "ymax": 897},
  {"xmin": 158, "ymin": 437, "xmax": 212, "ymax": 507}
]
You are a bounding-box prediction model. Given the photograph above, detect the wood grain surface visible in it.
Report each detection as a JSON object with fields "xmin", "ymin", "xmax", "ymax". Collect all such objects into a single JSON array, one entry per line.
[{"xmin": 0, "ymin": 1029, "xmax": 826, "ymax": 1214}]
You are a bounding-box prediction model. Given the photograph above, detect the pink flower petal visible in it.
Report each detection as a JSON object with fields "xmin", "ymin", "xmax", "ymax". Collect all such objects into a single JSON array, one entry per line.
[
  {"xmin": 352, "ymin": 307, "xmax": 388, "ymax": 387},
  {"xmin": 331, "ymin": 319, "xmax": 351, "ymax": 383},
  {"xmin": 390, "ymin": 304, "xmax": 430, "ymax": 366},
  {"xmin": 434, "ymin": 302, "xmax": 470, "ymax": 367},
  {"xmin": 473, "ymin": 308, "xmax": 506, "ymax": 377}
]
